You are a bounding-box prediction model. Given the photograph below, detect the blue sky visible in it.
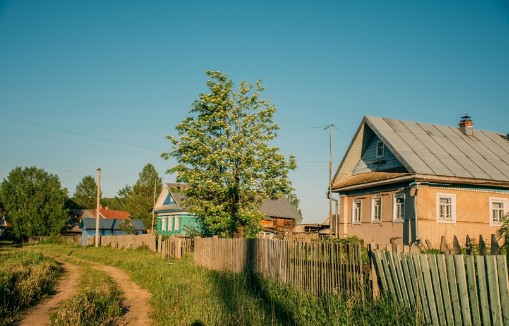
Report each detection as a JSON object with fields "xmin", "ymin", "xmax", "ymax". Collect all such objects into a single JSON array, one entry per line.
[{"xmin": 1, "ymin": 1, "xmax": 508, "ymax": 223}]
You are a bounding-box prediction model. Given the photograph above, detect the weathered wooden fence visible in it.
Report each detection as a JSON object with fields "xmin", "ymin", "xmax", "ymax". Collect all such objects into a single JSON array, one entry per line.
[
  {"xmin": 372, "ymin": 250, "xmax": 509, "ymax": 325},
  {"xmin": 160, "ymin": 236, "xmax": 194, "ymax": 259},
  {"xmin": 194, "ymin": 237, "xmax": 365, "ymax": 296},
  {"xmin": 100, "ymin": 234, "xmax": 157, "ymax": 251}
]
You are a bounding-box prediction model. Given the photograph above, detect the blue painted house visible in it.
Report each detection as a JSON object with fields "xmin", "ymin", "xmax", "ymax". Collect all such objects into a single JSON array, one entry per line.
[
  {"xmin": 80, "ymin": 217, "xmax": 146, "ymax": 246},
  {"xmin": 153, "ymin": 183, "xmax": 200, "ymax": 236}
]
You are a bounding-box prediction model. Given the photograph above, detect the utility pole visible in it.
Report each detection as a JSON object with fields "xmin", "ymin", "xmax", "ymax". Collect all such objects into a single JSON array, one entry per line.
[
  {"xmin": 151, "ymin": 178, "xmax": 157, "ymax": 234},
  {"xmin": 95, "ymin": 167, "xmax": 101, "ymax": 247}
]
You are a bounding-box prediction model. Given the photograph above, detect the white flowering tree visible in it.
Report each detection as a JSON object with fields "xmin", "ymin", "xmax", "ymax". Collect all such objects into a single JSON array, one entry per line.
[{"xmin": 163, "ymin": 71, "xmax": 296, "ymax": 237}]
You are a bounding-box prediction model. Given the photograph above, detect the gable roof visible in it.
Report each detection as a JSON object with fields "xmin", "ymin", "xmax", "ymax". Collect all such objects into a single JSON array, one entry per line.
[
  {"xmin": 333, "ymin": 116, "xmax": 509, "ymax": 190},
  {"xmin": 155, "ymin": 183, "xmax": 300, "ymax": 220},
  {"xmin": 80, "ymin": 209, "xmax": 131, "ymax": 220},
  {"xmin": 80, "ymin": 218, "xmax": 146, "ymax": 231}
]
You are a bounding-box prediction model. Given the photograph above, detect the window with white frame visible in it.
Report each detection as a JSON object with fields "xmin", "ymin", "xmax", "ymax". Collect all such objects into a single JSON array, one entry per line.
[
  {"xmin": 174, "ymin": 216, "xmax": 180, "ymax": 231},
  {"xmin": 489, "ymin": 198, "xmax": 508, "ymax": 226},
  {"xmin": 352, "ymin": 200, "xmax": 362, "ymax": 224},
  {"xmin": 376, "ymin": 141, "xmax": 384, "ymax": 157},
  {"xmin": 161, "ymin": 217, "xmax": 167, "ymax": 231},
  {"xmin": 393, "ymin": 194, "xmax": 405, "ymax": 222},
  {"xmin": 436, "ymin": 193, "xmax": 456, "ymax": 223},
  {"xmin": 168, "ymin": 216, "xmax": 174, "ymax": 231},
  {"xmin": 371, "ymin": 197, "xmax": 382, "ymax": 223}
]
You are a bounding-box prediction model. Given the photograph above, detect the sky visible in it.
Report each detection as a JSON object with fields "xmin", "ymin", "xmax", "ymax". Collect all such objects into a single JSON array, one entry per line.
[{"xmin": 1, "ymin": 1, "xmax": 508, "ymax": 223}]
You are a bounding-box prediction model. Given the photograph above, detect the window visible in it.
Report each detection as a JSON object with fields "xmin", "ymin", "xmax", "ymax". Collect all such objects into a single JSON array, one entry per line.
[
  {"xmin": 352, "ymin": 200, "xmax": 362, "ymax": 224},
  {"xmin": 393, "ymin": 194, "xmax": 405, "ymax": 222},
  {"xmin": 371, "ymin": 197, "xmax": 382, "ymax": 223},
  {"xmin": 436, "ymin": 193, "xmax": 456, "ymax": 223},
  {"xmin": 376, "ymin": 141, "xmax": 384, "ymax": 157},
  {"xmin": 168, "ymin": 216, "xmax": 174, "ymax": 231},
  {"xmin": 174, "ymin": 216, "xmax": 180, "ymax": 231},
  {"xmin": 489, "ymin": 198, "xmax": 508, "ymax": 226},
  {"xmin": 161, "ymin": 217, "xmax": 167, "ymax": 231}
]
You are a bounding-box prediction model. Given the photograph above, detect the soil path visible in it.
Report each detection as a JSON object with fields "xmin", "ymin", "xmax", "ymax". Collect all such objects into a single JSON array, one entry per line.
[
  {"xmin": 90, "ymin": 262, "xmax": 153, "ymax": 326},
  {"xmin": 14, "ymin": 261, "xmax": 81, "ymax": 326}
]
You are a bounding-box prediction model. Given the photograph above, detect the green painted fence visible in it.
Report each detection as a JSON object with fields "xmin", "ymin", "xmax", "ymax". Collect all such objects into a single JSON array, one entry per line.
[{"xmin": 371, "ymin": 250, "xmax": 509, "ymax": 325}]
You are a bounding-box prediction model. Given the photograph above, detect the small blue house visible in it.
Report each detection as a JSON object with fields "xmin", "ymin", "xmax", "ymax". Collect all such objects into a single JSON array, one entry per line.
[{"xmin": 80, "ymin": 217, "xmax": 146, "ymax": 246}]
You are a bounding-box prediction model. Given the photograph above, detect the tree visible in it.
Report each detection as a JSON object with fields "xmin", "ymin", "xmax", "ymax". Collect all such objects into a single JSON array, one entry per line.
[
  {"xmin": 73, "ymin": 175, "xmax": 98, "ymax": 209},
  {"xmin": 163, "ymin": 70, "xmax": 296, "ymax": 238},
  {"xmin": 286, "ymin": 192, "xmax": 303, "ymax": 225},
  {"xmin": 497, "ymin": 213, "xmax": 509, "ymax": 251},
  {"xmin": 0, "ymin": 166, "xmax": 69, "ymax": 239},
  {"xmin": 125, "ymin": 164, "xmax": 162, "ymax": 229}
]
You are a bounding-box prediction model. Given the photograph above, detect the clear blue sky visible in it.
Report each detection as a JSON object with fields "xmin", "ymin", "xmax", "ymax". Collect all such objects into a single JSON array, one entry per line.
[{"xmin": 1, "ymin": 1, "xmax": 508, "ymax": 223}]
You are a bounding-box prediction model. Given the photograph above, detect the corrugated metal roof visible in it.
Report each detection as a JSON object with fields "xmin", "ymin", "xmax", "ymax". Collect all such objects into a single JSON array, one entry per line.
[
  {"xmin": 364, "ymin": 116, "xmax": 509, "ymax": 182},
  {"xmin": 80, "ymin": 218, "xmax": 146, "ymax": 231},
  {"xmin": 259, "ymin": 197, "xmax": 301, "ymax": 220}
]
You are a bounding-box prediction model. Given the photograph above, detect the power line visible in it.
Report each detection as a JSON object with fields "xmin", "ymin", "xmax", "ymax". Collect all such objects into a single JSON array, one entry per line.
[{"xmin": 0, "ymin": 112, "xmax": 167, "ymax": 153}]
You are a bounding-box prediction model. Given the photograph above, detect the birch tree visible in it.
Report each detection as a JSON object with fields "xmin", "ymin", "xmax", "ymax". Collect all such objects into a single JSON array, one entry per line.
[{"xmin": 163, "ymin": 70, "xmax": 296, "ymax": 237}]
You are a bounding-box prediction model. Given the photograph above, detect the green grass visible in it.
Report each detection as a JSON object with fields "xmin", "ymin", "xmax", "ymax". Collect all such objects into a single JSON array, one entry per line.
[
  {"xmin": 34, "ymin": 243, "xmax": 420, "ymax": 325},
  {"xmin": 0, "ymin": 249, "xmax": 63, "ymax": 325},
  {"xmin": 50, "ymin": 265, "xmax": 124, "ymax": 326}
]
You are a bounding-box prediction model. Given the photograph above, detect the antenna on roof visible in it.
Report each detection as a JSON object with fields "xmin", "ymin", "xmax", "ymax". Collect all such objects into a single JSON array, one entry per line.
[{"xmin": 312, "ymin": 123, "xmax": 339, "ymax": 237}]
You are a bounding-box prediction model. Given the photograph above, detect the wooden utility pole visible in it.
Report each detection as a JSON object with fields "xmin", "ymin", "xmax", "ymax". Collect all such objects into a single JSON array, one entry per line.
[
  {"xmin": 328, "ymin": 124, "xmax": 333, "ymax": 237},
  {"xmin": 95, "ymin": 167, "xmax": 101, "ymax": 247},
  {"xmin": 151, "ymin": 178, "xmax": 157, "ymax": 234}
]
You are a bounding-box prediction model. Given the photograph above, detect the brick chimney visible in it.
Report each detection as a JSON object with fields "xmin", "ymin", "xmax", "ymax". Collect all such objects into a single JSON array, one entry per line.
[{"xmin": 459, "ymin": 114, "xmax": 474, "ymax": 137}]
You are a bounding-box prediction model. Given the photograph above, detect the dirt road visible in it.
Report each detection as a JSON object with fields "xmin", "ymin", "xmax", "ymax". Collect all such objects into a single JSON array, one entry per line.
[{"xmin": 15, "ymin": 256, "xmax": 153, "ymax": 325}]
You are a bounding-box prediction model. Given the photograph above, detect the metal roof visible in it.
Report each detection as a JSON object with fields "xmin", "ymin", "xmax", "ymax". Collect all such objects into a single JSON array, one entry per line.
[
  {"xmin": 80, "ymin": 218, "xmax": 146, "ymax": 231},
  {"xmin": 260, "ymin": 197, "xmax": 301, "ymax": 220},
  {"xmin": 333, "ymin": 116, "xmax": 509, "ymax": 187}
]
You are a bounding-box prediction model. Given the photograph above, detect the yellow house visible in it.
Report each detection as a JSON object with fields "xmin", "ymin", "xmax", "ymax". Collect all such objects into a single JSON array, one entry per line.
[{"xmin": 332, "ymin": 115, "xmax": 509, "ymax": 248}]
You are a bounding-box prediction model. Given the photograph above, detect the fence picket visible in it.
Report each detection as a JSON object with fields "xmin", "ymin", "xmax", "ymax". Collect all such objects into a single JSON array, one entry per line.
[
  {"xmin": 429, "ymin": 254, "xmax": 446, "ymax": 326},
  {"xmin": 420, "ymin": 254, "xmax": 439, "ymax": 325},
  {"xmin": 435, "ymin": 254, "xmax": 453, "ymax": 326},
  {"xmin": 454, "ymin": 255, "xmax": 472, "ymax": 326},
  {"xmin": 486, "ymin": 255, "xmax": 502, "ymax": 325},
  {"xmin": 475, "ymin": 255, "xmax": 491, "ymax": 326},
  {"xmin": 465, "ymin": 255, "xmax": 480, "ymax": 325},
  {"xmin": 496, "ymin": 255, "xmax": 509, "ymax": 325}
]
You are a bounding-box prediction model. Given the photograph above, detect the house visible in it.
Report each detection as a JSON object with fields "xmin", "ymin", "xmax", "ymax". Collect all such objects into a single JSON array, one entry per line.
[
  {"xmin": 331, "ymin": 115, "xmax": 509, "ymax": 248},
  {"xmin": 80, "ymin": 217, "xmax": 146, "ymax": 246},
  {"xmin": 154, "ymin": 183, "xmax": 301, "ymax": 237}
]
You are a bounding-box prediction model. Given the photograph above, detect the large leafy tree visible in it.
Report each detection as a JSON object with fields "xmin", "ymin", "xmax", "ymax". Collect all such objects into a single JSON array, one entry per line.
[
  {"xmin": 125, "ymin": 164, "xmax": 162, "ymax": 229},
  {"xmin": 72, "ymin": 175, "xmax": 98, "ymax": 209},
  {"xmin": 163, "ymin": 70, "xmax": 296, "ymax": 237},
  {"xmin": 0, "ymin": 166, "xmax": 69, "ymax": 239}
]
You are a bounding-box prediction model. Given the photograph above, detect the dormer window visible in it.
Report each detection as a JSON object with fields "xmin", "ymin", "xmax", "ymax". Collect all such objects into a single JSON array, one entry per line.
[{"xmin": 376, "ymin": 141, "xmax": 384, "ymax": 157}]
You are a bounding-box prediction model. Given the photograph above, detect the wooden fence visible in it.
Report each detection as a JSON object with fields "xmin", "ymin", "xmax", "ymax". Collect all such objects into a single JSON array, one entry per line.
[
  {"xmin": 160, "ymin": 236, "xmax": 194, "ymax": 259},
  {"xmin": 371, "ymin": 250, "xmax": 509, "ymax": 325},
  {"xmin": 100, "ymin": 234, "xmax": 157, "ymax": 251},
  {"xmin": 194, "ymin": 237, "xmax": 365, "ymax": 296}
]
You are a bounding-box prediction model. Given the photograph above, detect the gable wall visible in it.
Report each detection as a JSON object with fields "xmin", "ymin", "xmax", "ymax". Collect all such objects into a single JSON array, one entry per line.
[{"xmin": 353, "ymin": 135, "xmax": 403, "ymax": 175}]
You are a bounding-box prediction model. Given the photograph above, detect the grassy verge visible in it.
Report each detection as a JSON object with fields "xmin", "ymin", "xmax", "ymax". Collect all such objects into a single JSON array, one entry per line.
[
  {"xmin": 0, "ymin": 249, "xmax": 63, "ymax": 325},
  {"xmin": 35, "ymin": 243, "xmax": 419, "ymax": 325},
  {"xmin": 50, "ymin": 265, "xmax": 124, "ymax": 326}
]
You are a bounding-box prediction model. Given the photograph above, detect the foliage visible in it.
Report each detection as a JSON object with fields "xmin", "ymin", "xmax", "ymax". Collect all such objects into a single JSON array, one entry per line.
[
  {"xmin": 163, "ymin": 70, "xmax": 296, "ymax": 237},
  {"xmin": 286, "ymin": 192, "xmax": 303, "ymax": 224},
  {"xmin": 51, "ymin": 266, "xmax": 123, "ymax": 326},
  {"xmin": 0, "ymin": 166, "xmax": 69, "ymax": 239},
  {"xmin": 72, "ymin": 175, "xmax": 98, "ymax": 209},
  {"xmin": 0, "ymin": 250, "xmax": 63, "ymax": 325},
  {"xmin": 119, "ymin": 220, "xmax": 136, "ymax": 235},
  {"xmin": 496, "ymin": 213, "xmax": 509, "ymax": 251},
  {"xmin": 102, "ymin": 185, "xmax": 132, "ymax": 211}
]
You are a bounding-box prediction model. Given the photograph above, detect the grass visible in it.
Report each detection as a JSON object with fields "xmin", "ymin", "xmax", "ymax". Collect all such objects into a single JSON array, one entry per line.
[
  {"xmin": 50, "ymin": 265, "xmax": 124, "ymax": 326},
  {"xmin": 0, "ymin": 249, "xmax": 63, "ymax": 325},
  {"xmin": 34, "ymin": 243, "xmax": 420, "ymax": 325}
]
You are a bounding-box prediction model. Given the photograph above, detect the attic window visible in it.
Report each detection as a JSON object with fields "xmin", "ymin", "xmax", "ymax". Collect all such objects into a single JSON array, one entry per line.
[{"xmin": 376, "ymin": 141, "xmax": 384, "ymax": 157}]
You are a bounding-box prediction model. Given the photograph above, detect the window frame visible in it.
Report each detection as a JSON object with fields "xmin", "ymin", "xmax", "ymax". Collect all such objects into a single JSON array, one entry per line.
[
  {"xmin": 376, "ymin": 141, "xmax": 384, "ymax": 158},
  {"xmin": 352, "ymin": 199, "xmax": 362, "ymax": 224},
  {"xmin": 489, "ymin": 197, "xmax": 508, "ymax": 227},
  {"xmin": 393, "ymin": 194, "xmax": 405, "ymax": 222},
  {"xmin": 371, "ymin": 197, "xmax": 382, "ymax": 224},
  {"xmin": 161, "ymin": 217, "xmax": 167, "ymax": 231},
  {"xmin": 436, "ymin": 193, "xmax": 456, "ymax": 224}
]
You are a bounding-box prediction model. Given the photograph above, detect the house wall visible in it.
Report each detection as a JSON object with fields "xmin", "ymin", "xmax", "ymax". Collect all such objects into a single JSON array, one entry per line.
[
  {"xmin": 338, "ymin": 188, "xmax": 413, "ymax": 246},
  {"xmin": 415, "ymin": 186, "xmax": 508, "ymax": 249},
  {"xmin": 353, "ymin": 135, "xmax": 402, "ymax": 175},
  {"xmin": 157, "ymin": 214, "xmax": 199, "ymax": 236}
]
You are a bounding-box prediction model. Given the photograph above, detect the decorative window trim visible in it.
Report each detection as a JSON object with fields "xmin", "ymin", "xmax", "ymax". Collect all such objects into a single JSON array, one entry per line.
[
  {"xmin": 393, "ymin": 194, "xmax": 405, "ymax": 222},
  {"xmin": 376, "ymin": 141, "xmax": 384, "ymax": 158},
  {"xmin": 161, "ymin": 217, "xmax": 167, "ymax": 231},
  {"xmin": 489, "ymin": 197, "xmax": 508, "ymax": 227},
  {"xmin": 436, "ymin": 193, "xmax": 456, "ymax": 224},
  {"xmin": 174, "ymin": 216, "xmax": 180, "ymax": 231},
  {"xmin": 168, "ymin": 216, "xmax": 174, "ymax": 231},
  {"xmin": 371, "ymin": 197, "xmax": 382, "ymax": 224},
  {"xmin": 352, "ymin": 200, "xmax": 362, "ymax": 224}
]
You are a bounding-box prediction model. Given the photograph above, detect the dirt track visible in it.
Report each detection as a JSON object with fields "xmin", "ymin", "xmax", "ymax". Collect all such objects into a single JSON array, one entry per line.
[{"xmin": 16, "ymin": 257, "xmax": 153, "ymax": 325}]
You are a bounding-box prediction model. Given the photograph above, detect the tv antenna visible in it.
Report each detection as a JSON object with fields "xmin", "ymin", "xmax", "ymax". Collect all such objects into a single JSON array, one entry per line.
[{"xmin": 312, "ymin": 123, "xmax": 339, "ymax": 236}]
